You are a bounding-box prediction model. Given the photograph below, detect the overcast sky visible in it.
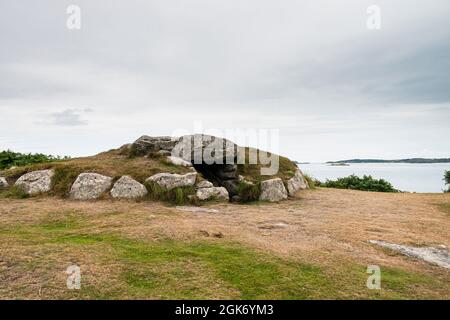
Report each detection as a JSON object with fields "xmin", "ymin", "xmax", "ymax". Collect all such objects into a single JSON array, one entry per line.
[{"xmin": 0, "ymin": 0, "xmax": 449, "ymax": 162}]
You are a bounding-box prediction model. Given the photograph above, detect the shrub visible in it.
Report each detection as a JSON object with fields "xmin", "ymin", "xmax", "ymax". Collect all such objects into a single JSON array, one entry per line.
[
  {"xmin": 144, "ymin": 181, "xmax": 196, "ymax": 205},
  {"xmin": 0, "ymin": 150, "xmax": 69, "ymax": 170},
  {"xmin": 237, "ymin": 181, "xmax": 261, "ymax": 203},
  {"xmin": 444, "ymin": 170, "xmax": 450, "ymax": 192},
  {"xmin": 319, "ymin": 174, "xmax": 397, "ymax": 192}
]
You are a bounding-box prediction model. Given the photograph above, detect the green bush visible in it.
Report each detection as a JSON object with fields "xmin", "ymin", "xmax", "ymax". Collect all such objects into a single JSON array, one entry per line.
[
  {"xmin": 444, "ymin": 170, "xmax": 450, "ymax": 192},
  {"xmin": 144, "ymin": 181, "xmax": 196, "ymax": 205},
  {"xmin": 0, "ymin": 150, "xmax": 69, "ymax": 170},
  {"xmin": 237, "ymin": 181, "xmax": 261, "ymax": 203},
  {"xmin": 319, "ymin": 174, "xmax": 397, "ymax": 192}
]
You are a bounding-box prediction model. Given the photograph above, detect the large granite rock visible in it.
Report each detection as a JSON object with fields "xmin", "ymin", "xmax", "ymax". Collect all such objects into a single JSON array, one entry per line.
[
  {"xmin": 146, "ymin": 172, "xmax": 197, "ymax": 190},
  {"xmin": 15, "ymin": 169, "xmax": 54, "ymax": 195},
  {"xmin": 131, "ymin": 136, "xmax": 179, "ymax": 156},
  {"xmin": 259, "ymin": 178, "xmax": 288, "ymax": 202},
  {"xmin": 196, "ymin": 187, "xmax": 229, "ymax": 201},
  {"xmin": 0, "ymin": 177, "xmax": 9, "ymax": 188},
  {"xmin": 286, "ymin": 169, "xmax": 309, "ymax": 196},
  {"xmin": 110, "ymin": 176, "xmax": 148, "ymax": 199},
  {"xmin": 171, "ymin": 134, "xmax": 238, "ymax": 164},
  {"xmin": 70, "ymin": 173, "xmax": 112, "ymax": 200}
]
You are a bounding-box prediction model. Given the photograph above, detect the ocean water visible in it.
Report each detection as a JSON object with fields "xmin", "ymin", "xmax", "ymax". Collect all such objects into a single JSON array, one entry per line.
[{"xmin": 298, "ymin": 163, "xmax": 450, "ymax": 193}]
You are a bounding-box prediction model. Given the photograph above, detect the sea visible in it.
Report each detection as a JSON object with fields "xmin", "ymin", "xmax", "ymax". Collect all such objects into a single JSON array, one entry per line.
[{"xmin": 298, "ymin": 163, "xmax": 450, "ymax": 193}]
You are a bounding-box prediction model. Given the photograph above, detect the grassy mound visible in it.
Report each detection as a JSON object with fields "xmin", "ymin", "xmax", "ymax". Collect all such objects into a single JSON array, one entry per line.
[{"xmin": 0, "ymin": 143, "xmax": 302, "ymax": 203}]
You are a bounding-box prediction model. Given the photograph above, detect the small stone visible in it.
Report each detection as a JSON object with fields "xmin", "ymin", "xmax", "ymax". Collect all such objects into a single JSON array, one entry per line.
[
  {"xmin": 197, "ymin": 180, "xmax": 214, "ymax": 188},
  {"xmin": 0, "ymin": 177, "xmax": 9, "ymax": 188},
  {"xmin": 166, "ymin": 156, "xmax": 192, "ymax": 167},
  {"xmin": 158, "ymin": 150, "xmax": 171, "ymax": 156},
  {"xmin": 196, "ymin": 187, "xmax": 229, "ymax": 201}
]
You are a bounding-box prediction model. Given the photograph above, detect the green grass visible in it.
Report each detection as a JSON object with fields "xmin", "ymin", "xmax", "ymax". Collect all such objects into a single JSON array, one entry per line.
[
  {"xmin": 0, "ymin": 213, "xmax": 448, "ymax": 300},
  {"xmin": 0, "ymin": 185, "xmax": 29, "ymax": 199},
  {"xmin": 303, "ymin": 174, "xmax": 317, "ymax": 189},
  {"xmin": 236, "ymin": 147, "xmax": 298, "ymax": 183},
  {"xmin": 144, "ymin": 180, "xmax": 197, "ymax": 205},
  {"xmin": 236, "ymin": 181, "xmax": 261, "ymax": 203}
]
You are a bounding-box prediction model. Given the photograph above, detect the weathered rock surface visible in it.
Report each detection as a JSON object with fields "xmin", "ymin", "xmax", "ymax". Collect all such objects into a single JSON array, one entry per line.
[
  {"xmin": 0, "ymin": 177, "xmax": 8, "ymax": 188},
  {"xmin": 287, "ymin": 169, "xmax": 309, "ymax": 196},
  {"xmin": 166, "ymin": 156, "xmax": 192, "ymax": 167},
  {"xmin": 146, "ymin": 172, "xmax": 197, "ymax": 190},
  {"xmin": 175, "ymin": 206, "xmax": 219, "ymax": 214},
  {"xmin": 15, "ymin": 170, "xmax": 54, "ymax": 195},
  {"xmin": 369, "ymin": 240, "xmax": 450, "ymax": 269},
  {"xmin": 171, "ymin": 134, "xmax": 238, "ymax": 163},
  {"xmin": 131, "ymin": 136, "xmax": 179, "ymax": 156},
  {"xmin": 196, "ymin": 186, "xmax": 229, "ymax": 201},
  {"xmin": 70, "ymin": 173, "xmax": 112, "ymax": 200},
  {"xmin": 197, "ymin": 180, "xmax": 214, "ymax": 188},
  {"xmin": 110, "ymin": 176, "xmax": 147, "ymax": 199},
  {"xmin": 259, "ymin": 178, "xmax": 288, "ymax": 202}
]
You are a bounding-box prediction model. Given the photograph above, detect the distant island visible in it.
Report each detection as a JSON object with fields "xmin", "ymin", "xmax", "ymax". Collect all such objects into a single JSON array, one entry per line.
[{"xmin": 327, "ymin": 158, "xmax": 450, "ymax": 164}]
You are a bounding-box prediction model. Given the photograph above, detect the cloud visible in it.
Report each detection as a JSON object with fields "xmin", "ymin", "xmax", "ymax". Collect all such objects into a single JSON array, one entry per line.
[
  {"xmin": 43, "ymin": 109, "xmax": 89, "ymax": 126},
  {"xmin": 0, "ymin": 0, "xmax": 449, "ymax": 161}
]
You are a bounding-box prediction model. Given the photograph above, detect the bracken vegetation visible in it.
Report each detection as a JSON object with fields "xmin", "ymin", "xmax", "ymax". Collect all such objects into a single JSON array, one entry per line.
[
  {"xmin": 316, "ymin": 174, "xmax": 398, "ymax": 192},
  {"xmin": 0, "ymin": 150, "xmax": 69, "ymax": 170}
]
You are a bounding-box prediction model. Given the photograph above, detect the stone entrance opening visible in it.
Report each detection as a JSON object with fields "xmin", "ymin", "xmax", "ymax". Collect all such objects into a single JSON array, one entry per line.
[{"xmin": 192, "ymin": 163, "xmax": 239, "ymax": 196}]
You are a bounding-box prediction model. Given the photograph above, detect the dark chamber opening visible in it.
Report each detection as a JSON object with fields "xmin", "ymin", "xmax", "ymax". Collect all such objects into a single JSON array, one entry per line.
[{"xmin": 192, "ymin": 163, "xmax": 239, "ymax": 196}]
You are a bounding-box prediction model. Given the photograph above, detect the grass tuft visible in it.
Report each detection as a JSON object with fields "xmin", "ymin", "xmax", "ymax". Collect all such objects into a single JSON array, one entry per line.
[
  {"xmin": 236, "ymin": 181, "xmax": 261, "ymax": 203},
  {"xmin": 144, "ymin": 181, "xmax": 196, "ymax": 205},
  {"xmin": 0, "ymin": 185, "xmax": 29, "ymax": 199}
]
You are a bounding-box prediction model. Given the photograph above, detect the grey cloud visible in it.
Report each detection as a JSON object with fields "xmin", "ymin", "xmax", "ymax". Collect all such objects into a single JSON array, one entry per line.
[
  {"xmin": 44, "ymin": 109, "xmax": 89, "ymax": 126},
  {"xmin": 0, "ymin": 0, "xmax": 449, "ymax": 161}
]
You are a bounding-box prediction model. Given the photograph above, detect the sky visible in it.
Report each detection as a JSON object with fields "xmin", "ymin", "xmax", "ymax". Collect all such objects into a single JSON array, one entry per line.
[{"xmin": 0, "ymin": 0, "xmax": 449, "ymax": 162}]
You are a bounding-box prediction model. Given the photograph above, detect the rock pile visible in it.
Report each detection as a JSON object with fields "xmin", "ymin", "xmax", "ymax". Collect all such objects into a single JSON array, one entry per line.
[{"xmin": 1, "ymin": 134, "xmax": 309, "ymax": 203}]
